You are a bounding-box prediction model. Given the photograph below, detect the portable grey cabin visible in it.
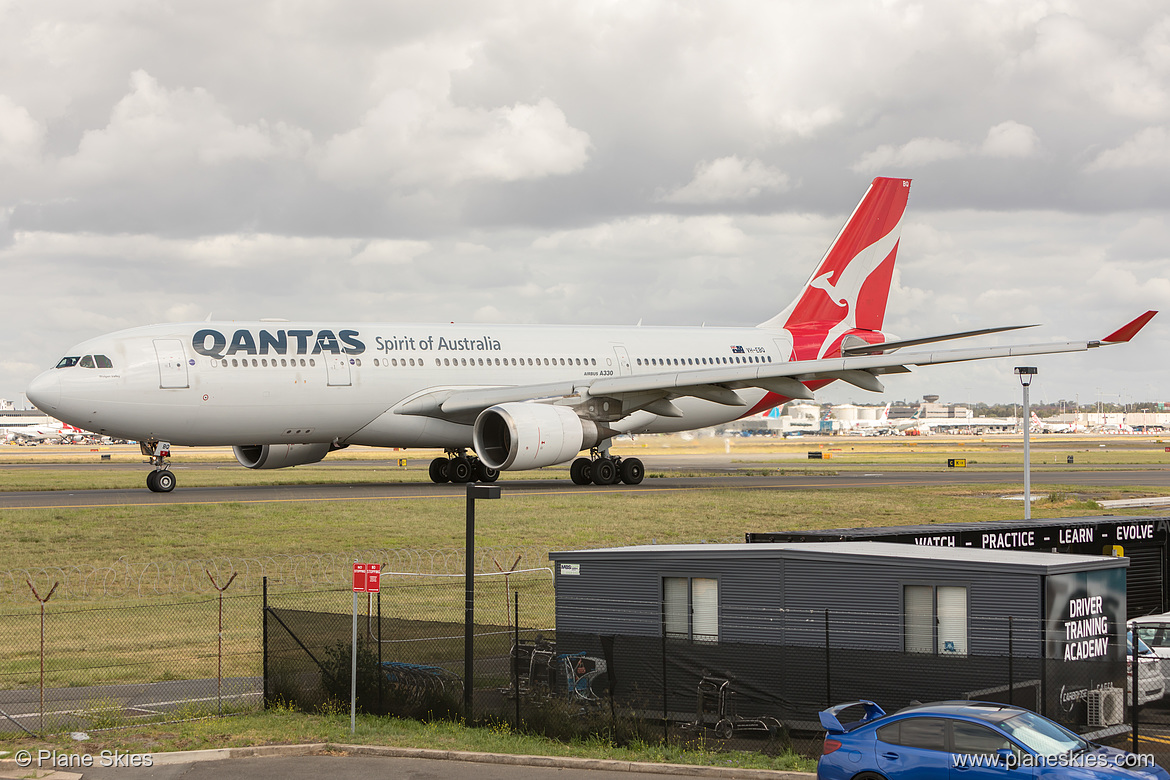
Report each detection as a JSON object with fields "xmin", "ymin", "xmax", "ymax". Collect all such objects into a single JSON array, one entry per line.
[{"xmin": 550, "ymin": 542, "xmax": 1127, "ymax": 730}]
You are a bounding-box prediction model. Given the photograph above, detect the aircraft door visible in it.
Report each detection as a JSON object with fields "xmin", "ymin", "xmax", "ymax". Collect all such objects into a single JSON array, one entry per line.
[
  {"xmin": 154, "ymin": 339, "xmax": 190, "ymax": 389},
  {"xmin": 772, "ymin": 333, "xmax": 794, "ymax": 362},
  {"xmin": 612, "ymin": 345, "xmax": 632, "ymax": 376},
  {"xmin": 324, "ymin": 353, "xmax": 352, "ymax": 387}
]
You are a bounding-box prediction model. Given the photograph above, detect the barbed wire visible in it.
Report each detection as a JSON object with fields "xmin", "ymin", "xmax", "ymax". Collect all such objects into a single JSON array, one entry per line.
[{"xmin": 0, "ymin": 546, "xmax": 554, "ymax": 602}]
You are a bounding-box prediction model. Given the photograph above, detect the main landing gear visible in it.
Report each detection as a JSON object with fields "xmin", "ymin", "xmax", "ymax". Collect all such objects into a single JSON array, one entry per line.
[
  {"xmin": 569, "ymin": 450, "xmax": 644, "ymax": 486},
  {"xmin": 428, "ymin": 449, "xmax": 500, "ymax": 484},
  {"xmin": 141, "ymin": 440, "xmax": 176, "ymax": 493}
]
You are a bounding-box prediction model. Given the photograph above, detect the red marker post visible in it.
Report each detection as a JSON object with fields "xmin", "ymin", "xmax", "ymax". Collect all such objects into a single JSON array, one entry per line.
[{"xmin": 351, "ymin": 563, "xmax": 381, "ymax": 733}]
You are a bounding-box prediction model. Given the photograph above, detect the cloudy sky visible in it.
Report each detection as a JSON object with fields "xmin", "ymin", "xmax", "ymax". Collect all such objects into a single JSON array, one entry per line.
[{"xmin": 2, "ymin": 0, "xmax": 1168, "ymax": 408}]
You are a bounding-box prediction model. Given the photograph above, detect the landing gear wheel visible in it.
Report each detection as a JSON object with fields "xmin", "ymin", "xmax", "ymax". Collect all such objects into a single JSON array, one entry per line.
[
  {"xmin": 474, "ymin": 461, "xmax": 499, "ymax": 483},
  {"xmin": 146, "ymin": 471, "xmax": 159, "ymax": 492},
  {"xmin": 428, "ymin": 457, "xmax": 450, "ymax": 483},
  {"xmin": 591, "ymin": 457, "xmax": 618, "ymax": 485},
  {"xmin": 449, "ymin": 457, "xmax": 474, "ymax": 483},
  {"xmin": 570, "ymin": 458, "xmax": 593, "ymax": 486},
  {"xmin": 714, "ymin": 719, "xmax": 734, "ymax": 739},
  {"xmin": 154, "ymin": 470, "xmax": 176, "ymax": 492},
  {"xmin": 620, "ymin": 457, "xmax": 644, "ymax": 485}
]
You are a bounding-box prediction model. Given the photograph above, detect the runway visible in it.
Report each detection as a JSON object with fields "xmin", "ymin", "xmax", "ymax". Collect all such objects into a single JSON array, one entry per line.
[{"xmin": 2, "ymin": 455, "xmax": 1170, "ymax": 509}]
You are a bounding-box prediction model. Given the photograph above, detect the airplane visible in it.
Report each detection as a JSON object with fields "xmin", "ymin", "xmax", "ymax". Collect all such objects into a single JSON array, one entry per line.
[
  {"xmin": 2, "ymin": 421, "xmax": 71, "ymax": 444},
  {"xmin": 850, "ymin": 402, "xmax": 892, "ymax": 434},
  {"xmin": 1030, "ymin": 411, "xmax": 1079, "ymax": 434},
  {"xmin": 24, "ymin": 177, "xmax": 1158, "ymax": 492}
]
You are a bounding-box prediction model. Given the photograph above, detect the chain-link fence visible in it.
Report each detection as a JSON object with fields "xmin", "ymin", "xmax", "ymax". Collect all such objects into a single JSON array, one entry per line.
[
  {"xmin": 264, "ymin": 585, "xmax": 1170, "ymax": 768},
  {"xmin": 0, "ymin": 590, "xmax": 263, "ymax": 735}
]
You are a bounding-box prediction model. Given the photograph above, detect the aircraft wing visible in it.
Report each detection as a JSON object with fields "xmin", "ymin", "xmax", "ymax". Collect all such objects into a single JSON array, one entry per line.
[{"xmin": 394, "ymin": 311, "xmax": 1156, "ymax": 422}]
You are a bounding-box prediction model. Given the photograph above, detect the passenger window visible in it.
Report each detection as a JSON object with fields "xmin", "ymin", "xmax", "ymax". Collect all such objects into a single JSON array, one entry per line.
[
  {"xmin": 897, "ymin": 718, "xmax": 947, "ymax": 751},
  {"xmin": 79, "ymin": 355, "xmax": 95, "ymax": 368},
  {"xmin": 876, "ymin": 723, "xmax": 900, "ymax": 745},
  {"xmin": 951, "ymin": 720, "xmax": 1012, "ymax": 757},
  {"xmin": 95, "ymin": 355, "xmax": 113, "ymax": 368},
  {"xmin": 55, "ymin": 356, "xmax": 81, "ymax": 369},
  {"xmin": 232, "ymin": 359, "xmax": 239, "ymax": 367}
]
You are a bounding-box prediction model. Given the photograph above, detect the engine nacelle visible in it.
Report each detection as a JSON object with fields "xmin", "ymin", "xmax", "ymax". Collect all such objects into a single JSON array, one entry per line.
[
  {"xmin": 473, "ymin": 403, "xmax": 605, "ymax": 470},
  {"xmin": 233, "ymin": 442, "xmax": 334, "ymax": 469}
]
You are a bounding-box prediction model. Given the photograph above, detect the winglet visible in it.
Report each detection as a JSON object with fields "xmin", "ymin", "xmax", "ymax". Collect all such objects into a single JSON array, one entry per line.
[{"xmin": 1102, "ymin": 311, "xmax": 1157, "ymax": 344}]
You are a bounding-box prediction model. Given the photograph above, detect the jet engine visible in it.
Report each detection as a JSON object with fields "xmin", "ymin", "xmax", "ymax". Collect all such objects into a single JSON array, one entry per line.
[
  {"xmin": 233, "ymin": 442, "xmax": 335, "ymax": 469},
  {"xmin": 473, "ymin": 403, "xmax": 608, "ymax": 471}
]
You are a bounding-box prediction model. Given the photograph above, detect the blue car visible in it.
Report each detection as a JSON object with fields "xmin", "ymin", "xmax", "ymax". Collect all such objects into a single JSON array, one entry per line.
[{"xmin": 817, "ymin": 700, "xmax": 1168, "ymax": 779}]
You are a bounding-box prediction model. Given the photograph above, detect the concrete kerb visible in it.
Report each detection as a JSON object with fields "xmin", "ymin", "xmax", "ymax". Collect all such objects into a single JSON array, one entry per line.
[{"xmin": 0, "ymin": 743, "xmax": 816, "ymax": 779}]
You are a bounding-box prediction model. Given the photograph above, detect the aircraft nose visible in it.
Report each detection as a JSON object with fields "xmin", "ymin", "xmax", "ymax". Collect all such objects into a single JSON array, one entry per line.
[{"xmin": 26, "ymin": 370, "xmax": 61, "ymax": 412}]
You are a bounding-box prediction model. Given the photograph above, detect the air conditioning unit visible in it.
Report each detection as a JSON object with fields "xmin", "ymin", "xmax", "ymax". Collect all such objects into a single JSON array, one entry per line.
[{"xmin": 1087, "ymin": 686, "xmax": 1124, "ymax": 727}]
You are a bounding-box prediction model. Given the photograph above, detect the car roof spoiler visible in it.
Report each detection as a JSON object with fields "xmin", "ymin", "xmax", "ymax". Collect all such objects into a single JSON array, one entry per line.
[{"xmin": 819, "ymin": 700, "xmax": 887, "ymax": 734}]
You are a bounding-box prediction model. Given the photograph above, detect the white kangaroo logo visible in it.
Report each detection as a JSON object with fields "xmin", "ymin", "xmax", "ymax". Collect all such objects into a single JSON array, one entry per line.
[{"xmin": 809, "ymin": 215, "xmax": 903, "ymax": 358}]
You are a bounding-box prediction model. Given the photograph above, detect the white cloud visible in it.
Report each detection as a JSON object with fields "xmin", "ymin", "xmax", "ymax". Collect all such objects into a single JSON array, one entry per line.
[
  {"xmin": 56, "ymin": 71, "xmax": 312, "ymax": 186},
  {"xmin": 350, "ymin": 240, "xmax": 432, "ymax": 265},
  {"xmin": 1087, "ymin": 127, "xmax": 1170, "ymax": 171},
  {"xmin": 981, "ymin": 121, "xmax": 1040, "ymax": 158},
  {"xmin": 659, "ymin": 156, "xmax": 790, "ymax": 204},
  {"xmin": 852, "ymin": 137, "xmax": 968, "ymax": 174},
  {"xmin": 854, "ymin": 121, "xmax": 1041, "ymax": 172},
  {"xmin": 315, "ymin": 95, "xmax": 591, "ymax": 187},
  {"xmin": 0, "ymin": 95, "xmax": 44, "ymax": 169}
]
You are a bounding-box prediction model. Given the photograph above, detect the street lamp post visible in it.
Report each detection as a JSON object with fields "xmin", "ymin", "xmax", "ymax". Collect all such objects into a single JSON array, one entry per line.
[
  {"xmin": 465, "ymin": 482, "xmax": 501, "ymax": 722},
  {"xmin": 1015, "ymin": 367, "xmax": 1037, "ymax": 520}
]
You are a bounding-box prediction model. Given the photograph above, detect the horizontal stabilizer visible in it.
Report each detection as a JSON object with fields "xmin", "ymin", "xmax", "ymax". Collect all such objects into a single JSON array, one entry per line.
[{"xmin": 1102, "ymin": 311, "xmax": 1157, "ymax": 343}]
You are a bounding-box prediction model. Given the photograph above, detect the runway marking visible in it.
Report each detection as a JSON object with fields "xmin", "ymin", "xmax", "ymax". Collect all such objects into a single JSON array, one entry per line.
[{"xmin": 0, "ymin": 477, "xmax": 1085, "ymax": 510}]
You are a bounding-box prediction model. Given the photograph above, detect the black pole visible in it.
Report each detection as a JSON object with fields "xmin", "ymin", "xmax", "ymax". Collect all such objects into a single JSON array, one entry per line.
[
  {"xmin": 378, "ymin": 589, "xmax": 383, "ymax": 714},
  {"xmin": 514, "ymin": 591, "xmax": 521, "ymax": 730},
  {"xmin": 463, "ymin": 483, "xmax": 500, "ymax": 725},
  {"xmin": 661, "ymin": 629, "xmax": 668, "ymax": 745},
  {"xmin": 262, "ymin": 576, "xmax": 268, "ymax": 710},
  {"xmin": 1132, "ymin": 641, "xmax": 1140, "ymax": 753},
  {"xmin": 1007, "ymin": 616, "xmax": 1014, "ymax": 707},
  {"xmin": 465, "ymin": 487, "xmax": 476, "ymax": 723}
]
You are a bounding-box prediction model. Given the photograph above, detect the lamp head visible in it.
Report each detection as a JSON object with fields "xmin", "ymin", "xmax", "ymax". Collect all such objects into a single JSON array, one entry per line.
[
  {"xmin": 468, "ymin": 484, "xmax": 502, "ymax": 500},
  {"xmin": 1014, "ymin": 366, "xmax": 1037, "ymax": 387}
]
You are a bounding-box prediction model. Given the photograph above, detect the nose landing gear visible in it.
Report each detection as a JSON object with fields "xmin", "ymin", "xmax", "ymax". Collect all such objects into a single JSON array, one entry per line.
[{"xmin": 141, "ymin": 440, "xmax": 176, "ymax": 492}]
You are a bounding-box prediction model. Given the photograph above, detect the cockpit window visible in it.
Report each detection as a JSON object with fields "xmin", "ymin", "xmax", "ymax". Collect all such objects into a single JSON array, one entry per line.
[
  {"xmin": 56, "ymin": 357, "xmax": 80, "ymax": 369},
  {"xmin": 95, "ymin": 355, "xmax": 113, "ymax": 368},
  {"xmin": 79, "ymin": 355, "xmax": 95, "ymax": 368}
]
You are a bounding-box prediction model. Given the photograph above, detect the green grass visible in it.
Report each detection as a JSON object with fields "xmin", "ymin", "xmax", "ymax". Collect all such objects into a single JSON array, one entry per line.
[
  {"xmin": 0, "ymin": 483, "xmax": 1160, "ymax": 575},
  {"xmin": 0, "ymin": 707, "xmax": 819, "ymax": 773}
]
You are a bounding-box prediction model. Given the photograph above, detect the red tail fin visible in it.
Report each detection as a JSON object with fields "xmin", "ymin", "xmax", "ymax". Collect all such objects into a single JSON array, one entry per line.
[{"xmin": 761, "ymin": 177, "xmax": 911, "ymax": 358}]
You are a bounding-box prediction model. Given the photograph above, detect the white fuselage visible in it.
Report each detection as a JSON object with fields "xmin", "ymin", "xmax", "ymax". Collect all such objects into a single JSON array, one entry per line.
[{"xmin": 28, "ymin": 321, "xmax": 784, "ymax": 450}]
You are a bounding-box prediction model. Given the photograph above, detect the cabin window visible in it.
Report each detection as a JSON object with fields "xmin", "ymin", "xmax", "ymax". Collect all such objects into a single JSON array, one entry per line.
[
  {"xmin": 904, "ymin": 584, "xmax": 967, "ymax": 655},
  {"xmin": 663, "ymin": 576, "xmax": 719, "ymax": 644}
]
